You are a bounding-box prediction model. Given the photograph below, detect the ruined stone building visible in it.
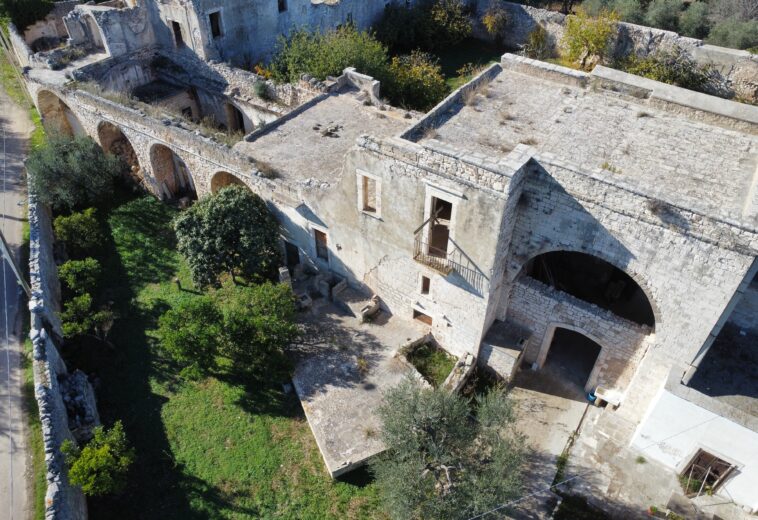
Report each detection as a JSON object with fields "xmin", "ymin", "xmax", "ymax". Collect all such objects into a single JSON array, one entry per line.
[{"xmin": 9, "ymin": 0, "xmax": 758, "ymax": 515}]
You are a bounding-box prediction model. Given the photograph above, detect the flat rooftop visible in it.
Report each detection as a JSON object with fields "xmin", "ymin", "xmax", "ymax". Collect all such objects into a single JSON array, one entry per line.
[
  {"xmin": 235, "ymin": 86, "xmax": 413, "ymax": 187},
  {"xmin": 417, "ymin": 62, "xmax": 758, "ymax": 224}
]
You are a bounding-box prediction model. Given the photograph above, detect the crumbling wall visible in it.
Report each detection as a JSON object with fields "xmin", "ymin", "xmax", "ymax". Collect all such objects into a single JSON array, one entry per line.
[
  {"xmin": 22, "ymin": 0, "xmax": 79, "ymax": 49},
  {"xmin": 28, "ymin": 196, "xmax": 99, "ymax": 520}
]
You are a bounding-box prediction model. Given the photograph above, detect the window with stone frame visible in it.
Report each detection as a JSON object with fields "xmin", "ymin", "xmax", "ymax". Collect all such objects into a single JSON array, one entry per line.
[
  {"xmin": 680, "ymin": 449, "xmax": 736, "ymax": 497},
  {"xmin": 314, "ymin": 230, "xmax": 328, "ymax": 261},
  {"xmin": 357, "ymin": 171, "xmax": 381, "ymax": 217}
]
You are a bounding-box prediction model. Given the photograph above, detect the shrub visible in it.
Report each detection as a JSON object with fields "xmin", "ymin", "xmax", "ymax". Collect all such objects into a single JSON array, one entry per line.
[
  {"xmin": 174, "ymin": 185, "xmax": 281, "ymax": 287},
  {"xmin": 214, "ymin": 282, "xmax": 298, "ymax": 368},
  {"xmin": 561, "ymin": 8, "xmax": 619, "ymax": 70},
  {"xmin": 59, "ymin": 258, "xmax": 101, "ymax": 296},
  {"xmin": 157, "ymin": 296, "xmax": 222, "ymax": 375},
  {"xmin": 622, "ymin": 47, "xmax": 715, "ymax": 92},
  {"xmin": 679, "ymin": 1, "xmax": 711, "ymax": 39},
  {"xmin": 60, "ymin": 293, "xmax": 113, "ymax": 339},
  {"xmin": 524, "ymin": 24, "xmax": 552, "ymax": 59},
  {"xmin": 26, "ymin": 136, "xmax": 123, "ymax": 211},
  {"xmin": 53, "ymin": 208, "xmax": 103, "ymax": 258},
  {"xmin": 61, "ymin": 421, "xmax": 134, "ymax": 496},
  {"xmin": 384, "ymin": 51, "xmax": 449, "ymax": 111},
  {"xmin": 644, "ymin": 0, "xmax": 682, "ymax": 32},
  {"xmin": 373, "ymin": 0, "xmax": 472, "ymax": 52},
  {"xmin": 372, "ymin": 379, "xmax": 525, "ymax": 519},
  {"xmin": 707, "ymin": 20, "xmax": 758, "ymax": 50},
  {"xmin": 429, "ymin": 0, "xmax": 472, "ymax": 47},
  {"xmin": 269, "ymin": 26, "xmax": 389, "ymax": 83},
  {"xmin": 611, "ymin": 0, "xmax": 645, "ymax": 24},
  {"xmin": 481, "ymin": 4, "xmax": 508, "ymax": 38}
]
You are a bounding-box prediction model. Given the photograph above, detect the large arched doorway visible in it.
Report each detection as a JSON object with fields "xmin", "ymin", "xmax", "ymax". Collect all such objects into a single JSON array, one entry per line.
[
  {"xmin": 98, "ymin": 121, "xmax": 143, "ymax": 186},
  {"xmin": 210, "ymin": 171, "xmax": 248, "ymax": 194},
  {"xmin": 149, "ymin": 144, "xmax": 196, "ymax": 200},
  {"xmin": 37, "ymin": 90, "xmax": 85, "ymax": 136},
  {"xmin": 224, "ymin": 103, "xmax": 248, "ymax": 133},
  {"xmin": 541, "ymin": 327, "xmax": 602, "ymax": 398},
  {"xmin": 522, "ymin": 251, "xmax": 656, "ymax": 327}
]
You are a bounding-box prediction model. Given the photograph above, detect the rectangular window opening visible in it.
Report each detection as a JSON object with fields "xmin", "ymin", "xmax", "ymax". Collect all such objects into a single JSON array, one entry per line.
[
  {"xmin": 171, "ymin": 21, "xmax": 184, "ymax": 47},
  {"xmin": 209, "ymin": 11, "xmax": 222, "ymax": 38},
  {"xmin": 314, "ymin": 230, "xmax": 328, "ymax": 261},
  {"xmin": 421, "ymin": 276, "xmax": 430, "ymax": 295},
  {"xmin": 413, "ymin": 310, "xmax": 433, "ymax": 326},
  {"xmin": 680, "ymin": 450, "xmax": 735, "ymax": 497},
  {"xmin": 278, "ymin": 0, "xmax": 288, "ymax": 13},
  {"xmin": 428, "ymin": 196, "xmax": 452, "ymax": 259},
  {"xmin": 362, "ymin": 175, "xmax": 377, "ymax": 213}
]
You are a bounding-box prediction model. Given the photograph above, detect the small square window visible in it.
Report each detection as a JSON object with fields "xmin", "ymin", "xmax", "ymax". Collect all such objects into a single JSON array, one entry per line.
[
  {"xmin": 420, "ymin": 276, "xmax": 430, "ymax": 295},
  {"xmin": 209, "ymin": 11, "xmax": 222, "ymax": 38},
  {"xmin": 278, "ymin": 0, "xmax": 288, "ymax": 12},
  {"xmin": 314, "ymin": 230, "xmax": 328, "ymax": 261}
]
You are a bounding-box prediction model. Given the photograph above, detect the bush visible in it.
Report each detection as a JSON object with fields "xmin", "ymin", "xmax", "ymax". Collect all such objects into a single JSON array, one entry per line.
[
  {"xmin": 679, "ymin": 1, "xmax": 711, "ymax": 39},
  {"xmin": 611, "ymin": 0, "xmax": 645, "ymax": 24},
  {"xmin": 384, "ymin": 51, "xmax": 449, "ymax": 111},
  {"xmin": 481, "ymin": 4, "xmax": 508, "ymax": 38},
  {"xmin": 644, "ymin": 0, "xmax": 682, "ymax": 32},
  {"xmin": 174, "ymin": 185, "xmax": 281, "ymax": 287},
  {"xmin": 61, "ymin": 421, "xmax": 134, "ymax": 496},
  {"xmin": 60, "ymin": 292, "xmax": 113, "ymax": 339},
  {"xmin": 707, "ymin": 20, "xmax": 758, "ymax": 50},
  {"xmin": 27, "ymin": 136, "xmax": 123, "ymax": 211},
  {"xmin": 269, "ymin": 26, "xmax": 389, "ymax": 83},
  {"xmin": 59, "ymin": 258, "xmax": 101, "ymax": 296},
  {"xmin": 157, "ymin": 296, "xmax": 222, "ymax": 376},
  {"xmin": 524, "ymin": 24, "xmax": 552, "ymax": 59},
  {"xmin": 215, "ymin": 282, "xmax": 298, "ymax": 368},
  {"xmin": 622, "ymin": 47, "xmax": 715, "ymax": 91},
  {"xmin": 372, "ymin": 379, "xmax": 524, "ymax": 519},
  {"xmin": 561, "ymin": 8, "xmax": 619, "ymax": 70},
  {"xmin": 53, "ymin": 208, "xmax": 103, "ymax": 258},
  {"xmin": 373, "ymin": 0, "xmax": 472, "ymax": 52}
]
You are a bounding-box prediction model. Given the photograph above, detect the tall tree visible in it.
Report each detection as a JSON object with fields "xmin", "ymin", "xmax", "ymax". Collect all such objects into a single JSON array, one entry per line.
[
  {"xmin": 372, "ymin": 379, "xmax": 525, "ymax": 520},
  {"xmin": 174, "ymin": 185, "xmax": 281, "ymax": 287}
]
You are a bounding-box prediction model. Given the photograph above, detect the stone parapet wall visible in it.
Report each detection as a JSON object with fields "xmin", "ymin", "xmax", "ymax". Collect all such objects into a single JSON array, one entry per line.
[
  {"xmin": 7, "ymin": 23, "xmax": 32, "ymax": 68},
  {"xmin": 28, "ymin": 196, "xmax": 90, "ymax": 520}
]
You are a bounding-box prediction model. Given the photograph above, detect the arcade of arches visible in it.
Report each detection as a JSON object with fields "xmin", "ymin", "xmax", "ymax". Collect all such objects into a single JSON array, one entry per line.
[
  {"xmin": 149, "ymin": 144, "xmax": 196, "ymax": 200},
  {"xmin": 37, "ymin": 90, "xmax": 85, "ymax": 136},
  {"xmin": 98, "ymin": 122, "xmax": 143, "ymax": 185}
]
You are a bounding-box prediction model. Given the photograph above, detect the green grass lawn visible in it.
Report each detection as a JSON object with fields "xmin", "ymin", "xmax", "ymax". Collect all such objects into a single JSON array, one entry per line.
[
  {"xmin": 69, "ymin": 193, "xmax": 386, "ymax": 519},
  {"xmin": 406, "ymin": 343, "xmax": 457, "ymax": 387},
  {"xmin": 435, "ymin": 38, "xmax": 506, "ymax": 90}
]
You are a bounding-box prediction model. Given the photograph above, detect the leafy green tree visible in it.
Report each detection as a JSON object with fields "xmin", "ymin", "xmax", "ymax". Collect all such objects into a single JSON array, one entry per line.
[
  {"xmin": 27, "ymin": 136, "xmax": 123, "ymax": 211},
  {"xmin": 269, "ymin": 26, "xmax": 389, "ymax": 83},
  {"xmin": 60, "ymin": 293, "xmax": 113, "ymax": 339},
  {"xmin": 428, "ymin": 0, "xmax": 472, "ymax": 48},
  {"xmin": 611, "ymin": 0, "xmax": 644, "ymax": 24},
  {"xmin": 384, "ymin": 51, "xmax": 449, "ymax": 111},
  {"xmin": 622, "ymin": 47, "xmax": 715, "ymax": 91},
  {"xmin": 0, "ymin": 0, "xmax": 53, "ymax": 31},
  {"xmin": 708, "ymin": 20, "xmax": 758, "ymax": 50},
  {"xmin": 561, "ymin": 8, "xmax": 619, "ymax": 70},
  {"xmin": 215, "ymin": 282, "xmax": 298, "ymax": 368},
  {"xmin": 174, "ymin": 185, "xmax": 281, "ymax": 287},
  {"xmin": 59, "ymin": 258, "xmax": 101, "ymax": 296},
  {"xmin": 157, "ymin": 296, "xmax": 222, "ymax": 375},
  {"xmin": 644, "ymin": 0, "xmax": 682, "ymax": 32},
  {"xmin": 53, "ymin": 208, "xmax": 103, "ymax": 259},
  {"xmin": 679, "ymin": 1, "xmax": 711, "ymax": 39},
  {"xmin": 61, "ymin": 421, "xmax": 134, "ymax": 496},
  {"xmin": 372, "ymin": 380, "xmax": 524, "ymax": 520}
]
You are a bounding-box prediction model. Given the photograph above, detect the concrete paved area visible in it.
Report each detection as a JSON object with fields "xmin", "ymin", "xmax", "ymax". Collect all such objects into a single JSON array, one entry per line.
[
  {"xmin": 291, "ymin": 297, "xmax": 428, "ymax": 477},
  {"xmin": 0, "ymin": 80, "xmax": 33, "ymax": 520}
]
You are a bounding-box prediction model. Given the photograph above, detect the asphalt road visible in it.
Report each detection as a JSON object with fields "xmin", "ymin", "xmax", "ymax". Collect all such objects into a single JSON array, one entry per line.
[{"xmin": 0, "ymin": 80, "xmax": 34, "ymax": 520}]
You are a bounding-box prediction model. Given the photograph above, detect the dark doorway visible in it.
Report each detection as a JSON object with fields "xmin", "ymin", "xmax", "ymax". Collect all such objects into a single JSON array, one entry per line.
[
  {"xmin": 171, "ymin": 21, "xmax": 184, "ymax": 47},
  {"xmin": 541, "ymin": 328, "xmax": 602, "ymax": 399},
  {"xmin": 524, "ymin": 251, "xmax": 655, "ymax": 327},
  {"xmin": 226, "ymin": 103, "xmax": 246, "ymax": 133},
  {"xmin": 428, "ymin": 197, "xmax": 452, "ymax": 258},
  {"xmin": 285, "ymin": 241, "xmax": 300, "ymax": 274}
]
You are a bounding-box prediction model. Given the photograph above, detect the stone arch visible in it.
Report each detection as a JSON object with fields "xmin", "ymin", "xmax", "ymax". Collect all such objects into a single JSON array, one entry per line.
[
  {"xmin": 210, "ymin": 171, "xmax": 248, "ymax": 194},
  {"xmin": 83, "ymin": 14, "xmax": 105, "ymax": 51},
  {"xmin": 536, "ymin": 324, "xmax": 606, "ymax": 393},
  {"xmin": 224, "ymin": 101, "xmax": 249, "ymax": 133},
  {"xmin": 149, "ymin": 143, "xmax": 196, "ymax": 200},
  {"xmin": 97, "ymin": 121, "xmax": 143, "ymax": 185},
  {"xmin": 515, "ymin": 249, "xmax": 659, "ymax": 329},
  {"xmin": 37, "ymin": 90, "xmax": 85, "ymax": 136}
]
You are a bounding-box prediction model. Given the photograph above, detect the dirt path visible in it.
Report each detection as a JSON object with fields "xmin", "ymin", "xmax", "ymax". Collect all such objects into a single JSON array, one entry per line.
[{"xmin": 0, "ymin": 79, "xmax": 34, "ymax": 520}]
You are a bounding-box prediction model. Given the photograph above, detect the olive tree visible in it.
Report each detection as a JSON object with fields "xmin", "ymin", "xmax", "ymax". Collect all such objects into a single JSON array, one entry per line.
[
  {"xmin": 372, "ymin": 379, "xmax": 525, "ymax": 520},
  {"xmin": 174, "ymin": 185, "xmax": 281, "ymax": 287}
]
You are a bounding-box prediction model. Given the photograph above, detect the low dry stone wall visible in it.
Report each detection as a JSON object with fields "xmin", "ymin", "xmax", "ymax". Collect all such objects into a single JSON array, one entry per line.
[{"xmin": 29, "ymin": 196, "xmax": 98, "ymax": 520}]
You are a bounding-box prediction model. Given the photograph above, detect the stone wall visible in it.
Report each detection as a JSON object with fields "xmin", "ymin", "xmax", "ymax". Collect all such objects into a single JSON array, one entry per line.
[
  {"xmin": 65, "ymin": 3, "xmax": 156, "ymax": 58},
  {"xmin": 7, "ymin": 23, "xmax": 33, "ymax": 68},
  {"xmin": 28, "ymin": 196, "xmax": 95, "ymax": 520}
]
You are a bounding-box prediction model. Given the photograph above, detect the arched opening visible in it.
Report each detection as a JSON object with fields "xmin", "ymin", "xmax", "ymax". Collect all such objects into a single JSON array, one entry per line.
[
  {"xmin": 149, "ymin": 144, "xmax": 196, "ymax": 200},
  {"xmin": 210, "ymin": 171, "xmax": 248, "ymax": 194},
  {"xmin": 541, "ymin": 328, "xmax": 602, "ymax": 398},
  {"xmin": 225, "ymin": 102, "xmax": 247, "ymax": 133},
  {"xmin": 98, "ymin": 122, "xmax": 143, "ymax": 185},
  {"xmin": 83, "ymin": 15, "xmax": 105, "ymax": 51},
  {"xmin": 522, "ymin": 251, "xmax": 655, "ymax": 327},
  {"xmin": 37, "ymin": 90, "xmax": 85, "ymax": 136}
]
